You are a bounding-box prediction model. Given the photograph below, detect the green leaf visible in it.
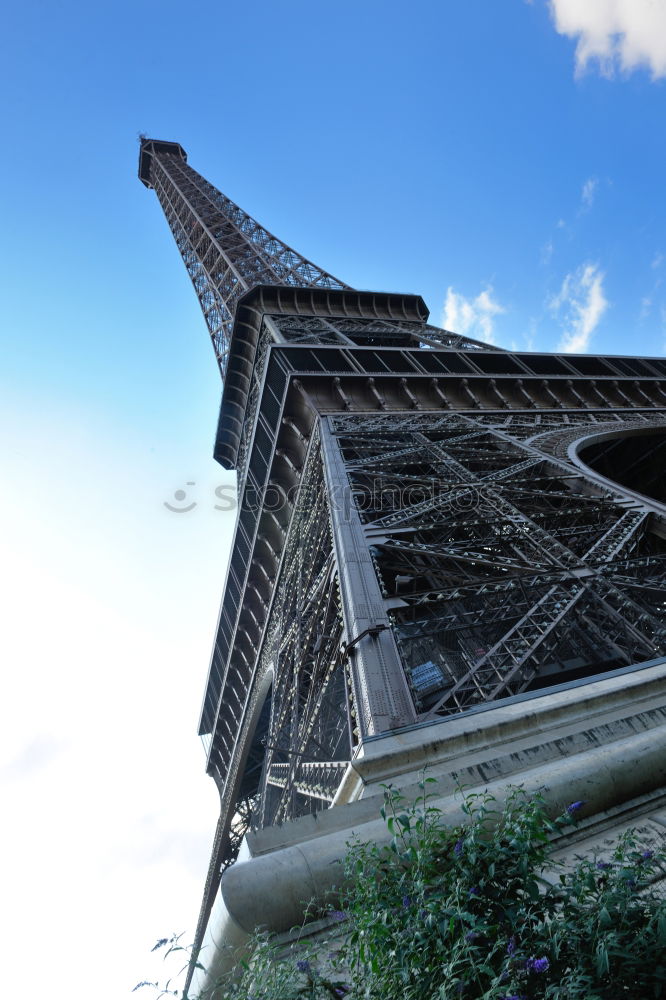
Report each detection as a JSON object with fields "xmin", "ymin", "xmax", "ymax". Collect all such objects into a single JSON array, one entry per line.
[
  {"xmin": 595, "ymin": 943, "xmax": 609, "ymax": 977},
  {"xmin": 526, "ymin": 879, "xmax": 540, "ymax": 901},
  {"xmin": 658, "ymin": 912, "xmax": 666, "ymax": 947}
]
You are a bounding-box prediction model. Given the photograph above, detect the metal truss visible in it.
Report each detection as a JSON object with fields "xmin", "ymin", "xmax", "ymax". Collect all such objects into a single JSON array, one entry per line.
[
  {"xmin": 211, "ymin": 427, "xmax": 352, "ymax": 869},
  {"xmin": 269, "ymin": 314, "xmax": 498, "ymax": 352},
  {"xmin": 234, "ymin": 318, "xmax": 274, "ymax": 485},
  {"xmin": 233, "ymin": 311, "xmax": 499, "ymax": 496},
  {"xmin": 140, "ymin": 140, "xmax": 499, "ymax": 377},
  {"xmin": 254, "ymin": 431, "xmax": 351, "ymax": 831},
  {"xmin": 139, "ymin": 139, "xmax": 349, "ymax": 375},
  {"xmin": 331, "ymin": 410, "xmax": 666, "ymax": 718}
]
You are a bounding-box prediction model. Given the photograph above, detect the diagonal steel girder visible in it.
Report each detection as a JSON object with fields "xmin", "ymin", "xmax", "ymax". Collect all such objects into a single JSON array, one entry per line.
[
  {"xmin": 336, "ymin": 415, "xmax": 659, "ymax": 716},
  {"xmin": 146, "ymin": 147, "xmax": 349, "ymax": 375},
  {"xmin": 422, "ymin": 507, "xmax": 650, "ymax": 715}
]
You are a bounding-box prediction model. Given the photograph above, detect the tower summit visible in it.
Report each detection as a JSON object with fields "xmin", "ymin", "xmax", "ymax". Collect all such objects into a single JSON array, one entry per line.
[{"xmin": 139, "ymin": 140, "xmax": 666, "ymax": 995}]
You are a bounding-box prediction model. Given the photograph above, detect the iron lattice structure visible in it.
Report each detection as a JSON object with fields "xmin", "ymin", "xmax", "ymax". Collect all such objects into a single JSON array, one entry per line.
[
  {"xmin": 139, "ymin": 139, "xmax": 350, "ymax": 375},
  {"xmin": 139, "ymin": 139, "xmax": 666, "ymax": 985}
]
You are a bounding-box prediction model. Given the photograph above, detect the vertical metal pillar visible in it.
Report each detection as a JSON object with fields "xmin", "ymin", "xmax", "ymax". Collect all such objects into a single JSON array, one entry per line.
[{"xmin": 321, "ymin": 418, "xmax": 417, "ymax": 735}]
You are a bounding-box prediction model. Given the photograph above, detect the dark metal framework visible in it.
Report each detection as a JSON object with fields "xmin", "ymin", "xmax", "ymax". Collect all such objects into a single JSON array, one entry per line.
[
  {"xmin": 139, "ymin": 139, "xmax": 349, "ymax": 375},
  {"xmin": 138, "ymin": 141, "xmax": 666, "ymax": 990},
  {"xmin": 335, "ymin": 410, "xmax": 666, "ymax": 717}
]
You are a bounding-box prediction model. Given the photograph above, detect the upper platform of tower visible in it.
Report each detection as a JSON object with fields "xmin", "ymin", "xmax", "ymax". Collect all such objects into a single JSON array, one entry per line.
[{"xmin": 138, "ymin": 137, "xmax": 187, "ymax": 187}]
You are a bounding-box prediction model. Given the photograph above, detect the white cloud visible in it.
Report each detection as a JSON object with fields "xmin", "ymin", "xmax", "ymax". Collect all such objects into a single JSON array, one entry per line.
[
  {"xmin": 550, "ymin": 262, "xmax": 609, "ymax": 352},
  {"xmin": 443, "ymin": 285, "xmax": 505, "ymax": 345},
  {"xmin": 652, "ymin": 251, "xmax": 664, "ymax": 270},
  {"xmin": 549, "ymin": 0, "xmax": 666, "ymax": 79},
  {"xmin": 541, "ymin": 240, "xmax": 554, "ymax": 265},
  {"xmin": 581, "ymin": 176, "xmax": 598, "ymax": 210}
]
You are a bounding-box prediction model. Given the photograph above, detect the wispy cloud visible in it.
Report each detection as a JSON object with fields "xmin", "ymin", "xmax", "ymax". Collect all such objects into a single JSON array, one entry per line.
[
  {"xmin": 550, "ymin": 262, "xmax": 608, "ymax": 353},
  {"xmin": 1, "ymin": 734, "xmax": 67, "ymax": 781},
  {"xmin": 549, "ymin": 0, "xmax": 666, "ymax": 79},
  {"xmin": 443, "ymin": 285, "xmax": 505, "ymax": 345},
  {"xmin": 581, "ymin": 176, "xmax": 598, "ymax": 211},
  {"xmin": 541, "ymin": 240, "xmax": 554, "ymax": 266},
  {"xmin": 652, "ymin": 252, "xmax": 664, "ymax": 270},
  {"xmin": 640, "ymin": 295, "xmax": 652, "ymax": 321}
]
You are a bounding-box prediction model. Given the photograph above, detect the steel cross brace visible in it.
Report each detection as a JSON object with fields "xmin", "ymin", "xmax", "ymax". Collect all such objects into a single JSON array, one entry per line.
[{"xmin": 423, "ymin": 507, "xmax": 650, "ymax": 716}]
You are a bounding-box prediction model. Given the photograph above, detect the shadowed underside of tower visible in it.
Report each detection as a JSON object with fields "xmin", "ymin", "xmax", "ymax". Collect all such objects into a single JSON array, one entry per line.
[{"xmin": 138, "ymin": 139, "xmax": 666, "ymax": 994}]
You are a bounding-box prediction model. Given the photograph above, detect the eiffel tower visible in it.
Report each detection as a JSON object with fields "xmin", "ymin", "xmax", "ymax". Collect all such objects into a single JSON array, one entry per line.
[{"xmin": 138, "ymin": 139, "xmax": 666, "ymax": 991}]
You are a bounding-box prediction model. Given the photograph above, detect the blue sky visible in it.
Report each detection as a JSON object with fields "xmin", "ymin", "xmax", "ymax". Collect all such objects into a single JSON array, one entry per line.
[{"xmin": 1, "ymin": 1, "xmax": 665, "ymax": 997}]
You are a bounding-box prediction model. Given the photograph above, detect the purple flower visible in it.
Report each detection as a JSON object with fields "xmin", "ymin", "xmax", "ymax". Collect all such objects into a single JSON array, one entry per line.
[
  {"xmin": 330, "ymin": 910, "xmax": 347, "ymax": 922},
  {"xmin": 468, "ymin": 886, "xmax": 479, "ymax": 896},
  {"xmin": 465, "ymin": 931, "xmax": 478, "ymax": 941},
  {"xmin": 567, "ymin": 800, "xmax": 586, "ymax": 814},
  {"xmin": 641, "ymin": 850, "xmax": 654, "ymax": 860},
  {"xmin": 526, "ymin": 956, "xmax": 550, "ymax": 973},
  {"xmin": 596, "ymin": 861, "xmax": 611, "ymax": 871},
  {"xmin": 296, "ymin": 959, "xmax": 311, "ymax": 974},
  {"xmin": 402, "ymin": 894, "xmax": 411, "ymax": 909},
  {"xmin": 333, "ymin": 988, "xmax": 349, "ymax": 997},
  {"xmin": 507, "ymin": 935, "xmax": 516, "ymax": 955},
  {"xmin": 454, "ymin": 838, "xmax": 464, "ymax": 857}
]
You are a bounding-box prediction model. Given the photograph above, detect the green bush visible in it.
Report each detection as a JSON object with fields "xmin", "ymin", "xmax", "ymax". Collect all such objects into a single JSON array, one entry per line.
[
  {"xmin": 140, "ymin": 783, "xmax": 666, "ymax": 1000},
  {"xmin": 337, "ymin": 782, "xmax": 665, "ymax": 999}
]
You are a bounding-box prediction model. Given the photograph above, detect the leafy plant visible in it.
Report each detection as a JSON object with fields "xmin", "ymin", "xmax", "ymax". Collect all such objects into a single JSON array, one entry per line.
[
  {"xmin": 137, "ymin": 782, "xmax": 666, "ymax": 1000},
  {"xmin": 336, "ymin": 781, "xmax": 665, "ymax": 999}
]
